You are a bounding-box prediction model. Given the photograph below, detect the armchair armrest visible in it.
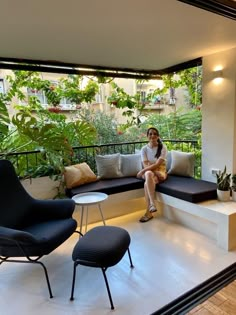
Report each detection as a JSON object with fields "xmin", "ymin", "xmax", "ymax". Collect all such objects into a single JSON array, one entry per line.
[
  {"xmin": 0, "ymin": 226, "xmax": 39, "ymax": 244},
  {"xmin": 31, "ymin": 198, "xmax": 76, "ymax": 221}
]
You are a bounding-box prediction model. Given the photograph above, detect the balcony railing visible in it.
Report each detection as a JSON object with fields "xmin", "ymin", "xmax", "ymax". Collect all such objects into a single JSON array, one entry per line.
[{"xmin": 0, "ymin": 139, "xmax": 201, "ymax": 178}]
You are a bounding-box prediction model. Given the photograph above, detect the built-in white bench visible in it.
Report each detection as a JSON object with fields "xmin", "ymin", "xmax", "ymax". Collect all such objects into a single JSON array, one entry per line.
[
  {"xmin": 66, "ymin": 175, "xmax": 236, "ymax": 251},
  {"xmin": 24, "ymin": 175, "xmax": 235, "ymax": 251},
  {"xmin": 156, "ymin": 193, "xmax": 236, "ymax": 251}
]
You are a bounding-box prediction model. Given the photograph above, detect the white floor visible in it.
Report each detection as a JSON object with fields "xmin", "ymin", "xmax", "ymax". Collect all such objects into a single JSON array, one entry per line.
[{"xmin": 1, "ymin": 210, "xmax": 236, "ymax": 315}]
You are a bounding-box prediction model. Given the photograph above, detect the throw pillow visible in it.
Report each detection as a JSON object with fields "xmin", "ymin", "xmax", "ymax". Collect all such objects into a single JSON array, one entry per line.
[
  {"xmin": 64, "ymin": 162, "xmax": 97, "ymax": 189},
  {"xmin": 167, "ymin": 150, "xmax": 195, "ymax": 177},
  {"xmin": 95, "ymin": 153, "xmax": 122, "ymax": 179},
  {"xmin": 120, "ymin": 154, "xmax": 142, "ymax": 177},
  {"xmin": 166, "ymin": 151, "xmax": 172, "ymax": 172}
]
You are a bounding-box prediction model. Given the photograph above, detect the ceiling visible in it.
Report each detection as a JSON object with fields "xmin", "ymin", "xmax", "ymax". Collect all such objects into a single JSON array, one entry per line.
[{"xmin": 0, "ymin": 0, "xmax": 236, "ymax": 75}]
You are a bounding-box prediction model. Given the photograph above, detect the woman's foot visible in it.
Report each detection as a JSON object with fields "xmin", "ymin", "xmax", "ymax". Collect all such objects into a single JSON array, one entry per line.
[
  {"xmin": 139, "ymin": 211, "xmax": 153, "ymax": 223},
  {"xmin": 149, "ymin": 204, "xmax": 157, "ymax": 213}
]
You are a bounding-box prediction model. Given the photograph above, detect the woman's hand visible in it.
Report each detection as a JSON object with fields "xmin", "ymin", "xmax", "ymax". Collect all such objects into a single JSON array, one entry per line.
[{"xmin": 137, "ymin": 169, "xmax": 145, "ymax": 178}]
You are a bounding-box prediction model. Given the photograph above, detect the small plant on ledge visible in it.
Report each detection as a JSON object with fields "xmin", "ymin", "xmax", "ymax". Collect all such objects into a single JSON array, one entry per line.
[
  {"xmin": 216, "ymin": 166, "xmax": 231, "ymax": 201},
  {"xmin": 231, "ymin": 174, "xmax": 236, "ymax": 201},
  {"xmin": 216, "ymin": 166, "xmax": 231, "ymax": 190}
]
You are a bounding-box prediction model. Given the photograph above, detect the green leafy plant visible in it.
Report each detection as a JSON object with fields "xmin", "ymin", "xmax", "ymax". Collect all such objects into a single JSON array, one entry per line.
[
  {"xmin": 60, "ymin": 75, "xmax": 99, "ymax": 104},
  {"xmin": 0, "ymin": 71, "xmax": 98, "ymax": 181},
  {"xmin": 231, "ymin": 174, "xmax": 236, "ymax": 192},
  {"xmin": 216, "ymin": 166, "xmax": 231, "ymax": 191}
]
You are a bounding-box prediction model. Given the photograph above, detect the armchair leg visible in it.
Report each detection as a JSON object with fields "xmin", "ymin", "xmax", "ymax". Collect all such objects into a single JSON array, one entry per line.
[
  {"xmin": 101, "ymin": 267, "xmax": 114, "ymax": 310},
  {"xmin": 0, "ymin": 256, "xmax": 9, "ymax": 265},
  {"xmin": 0, "ymin": 257, "xmax": 53, "ymax": 298},
  {"xmin": 36, "ymin": 260, "xmax": 53, "ymax": 298}
]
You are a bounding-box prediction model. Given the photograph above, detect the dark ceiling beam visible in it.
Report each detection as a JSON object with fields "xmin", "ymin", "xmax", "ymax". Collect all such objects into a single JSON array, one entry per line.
[
  {"xmin": 158, "ymin": 57, "xmax": 202, "ymax": 74},
  {"xmin": 0, "ymin": 57, "xmax": 154, "ymax": 75},
  {"xmin": 0, "ymin": 57, "xmax": 202, "ymax": 79},
  {"xmin": 0, "ymin": 62, "xmax": 161, "ymax": 80},
  {"xmin": 178, "ymin": 0, "xmax": 236, "ymax": 20}
]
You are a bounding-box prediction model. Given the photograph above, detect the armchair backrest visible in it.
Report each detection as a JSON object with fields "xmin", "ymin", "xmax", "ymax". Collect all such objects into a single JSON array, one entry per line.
[{"xmin": 0, "ymin": 160, "xmax": 33, "ymax": 228}]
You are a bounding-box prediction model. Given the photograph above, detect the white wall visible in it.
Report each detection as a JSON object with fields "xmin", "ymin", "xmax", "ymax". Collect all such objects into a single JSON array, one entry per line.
[
  {"xmin": 202, "ymin": 47, "xmax": 236, "ymax": 181},
  {"xmin": 21, "ymin": 177, "xmax": 60, "ymax": 199}
]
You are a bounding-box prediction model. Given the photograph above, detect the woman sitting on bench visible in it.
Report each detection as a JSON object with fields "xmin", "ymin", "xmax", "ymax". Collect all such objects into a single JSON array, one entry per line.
[{"xmin": 137, "ymin": 127, "xmax": 168, "ymax": 222}]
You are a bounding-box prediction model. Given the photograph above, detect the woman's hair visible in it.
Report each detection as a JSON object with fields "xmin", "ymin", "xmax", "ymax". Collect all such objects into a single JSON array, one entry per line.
[{"xmin": 147, "ymin": 127, "xmax": 163, "ymax": 158}]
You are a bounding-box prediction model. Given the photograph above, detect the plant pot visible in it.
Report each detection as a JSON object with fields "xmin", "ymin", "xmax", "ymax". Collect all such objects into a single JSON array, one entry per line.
[
  {"xmin": 217, "ymin": 189, "xmax": 230, "ymax": 202},
  {"xmin": 48, "ymin": 107, "xmax": 61, "ymax": 113},
  {"xmin": 232, "ymin": 190, "xmax": 236, "ymax": 202}
]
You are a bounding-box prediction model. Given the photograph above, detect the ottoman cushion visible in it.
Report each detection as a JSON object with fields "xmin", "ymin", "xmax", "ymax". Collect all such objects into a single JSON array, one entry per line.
[{"xmin": 72, "ymin": 226, "xmax": 131, "ymax": 268}]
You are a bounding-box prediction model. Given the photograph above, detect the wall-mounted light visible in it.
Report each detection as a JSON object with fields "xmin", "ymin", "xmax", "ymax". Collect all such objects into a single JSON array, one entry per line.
[
  {"xmin": 212, "ymin": 69, "xmax": 223, "ymax": 84},
  {"xmin": 213, "ymin": 70, "xmax": 223, "ymax": 79}
]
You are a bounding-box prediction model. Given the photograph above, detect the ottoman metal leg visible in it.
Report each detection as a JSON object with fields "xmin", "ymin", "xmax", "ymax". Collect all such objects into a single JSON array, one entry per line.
[
  {"xmin": 128, "ymin": 248, "xmax": 134, "ymax": 268},
  {"xmin": 101, "ymin": 267, "xmax": 114, "ymax": 310},
  {"xmin": 70, "ymin": 262, "xmax": 78, "ymax": 301},
  {"xmin": 69, "ymin": 262, "xmax": 115, "ymax": 309},
  {"xmin": 70, "ymin": 226, "xmax": 134, "ymax": 310}
]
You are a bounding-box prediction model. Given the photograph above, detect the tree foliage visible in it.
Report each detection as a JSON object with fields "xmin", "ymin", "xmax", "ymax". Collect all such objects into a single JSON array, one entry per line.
[{"xmin": 0, "ymin": 71, "xmax": 97, "ymax": 177}]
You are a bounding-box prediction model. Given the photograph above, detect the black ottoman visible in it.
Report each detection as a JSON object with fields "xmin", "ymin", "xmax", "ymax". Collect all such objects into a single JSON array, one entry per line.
[{"xmin": 70, "ymin": 225, "xmax": 134, "ymax": 309}]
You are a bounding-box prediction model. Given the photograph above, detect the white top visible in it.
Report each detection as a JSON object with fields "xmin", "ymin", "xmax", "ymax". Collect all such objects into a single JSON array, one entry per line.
[
  {"xmin": 72, "ymin": 192, "xmax": 108, "ymax": 205},
  {"xmin": 141, "ymin": 143, "xmax": 168, "ymax": 164}
]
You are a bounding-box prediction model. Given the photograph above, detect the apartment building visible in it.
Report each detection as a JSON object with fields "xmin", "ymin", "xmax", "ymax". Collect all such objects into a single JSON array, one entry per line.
[{"xmin": 0, "ymin": 69, "xmax": 190, "ymax": 124}]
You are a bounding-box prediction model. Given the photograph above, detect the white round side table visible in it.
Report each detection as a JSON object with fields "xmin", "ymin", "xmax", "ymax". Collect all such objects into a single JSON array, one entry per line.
[{"xmin": 72, "ymin": 192, "xmax": 108, "ymax": 233}]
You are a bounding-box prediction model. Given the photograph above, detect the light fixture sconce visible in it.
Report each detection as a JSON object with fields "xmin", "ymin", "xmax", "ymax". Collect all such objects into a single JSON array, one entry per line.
[
  {"xmin": 212, "ymin": 69, "xmax": 223, "ymax": 84},
  {"xmin": 213, "ymin": 70, "xmax": 223, "ymax": 79}
]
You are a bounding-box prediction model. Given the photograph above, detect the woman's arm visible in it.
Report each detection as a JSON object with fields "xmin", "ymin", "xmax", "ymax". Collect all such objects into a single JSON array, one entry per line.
[
  {"xmin": 137, "ymin": 144, "xmax": 168, "ymax": 178},
  {"xmin": 137, "ymin": 157, "xmax": 165, "ymax": 177}
]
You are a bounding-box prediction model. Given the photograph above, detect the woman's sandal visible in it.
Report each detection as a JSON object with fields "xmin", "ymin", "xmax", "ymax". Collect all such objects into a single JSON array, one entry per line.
[
  {"xmin": 139, "ymin": 214, "xmax": 153, "ymax": 223},
  {"xmin": 149, "ymin": 204, "xmax": 157, "ymax": 213}
]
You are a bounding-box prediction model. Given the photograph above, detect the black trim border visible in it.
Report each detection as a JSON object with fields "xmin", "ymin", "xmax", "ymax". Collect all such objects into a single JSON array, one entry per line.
[
  {"xmin": 178, "ymin": 0, "xmax": 236, "ymax": 20},
  {"xmin": 0, "ymin": 57, "xmax": 202, "ymax": 79},
  {"xmin": 152, "ymin": 262, "xmax": 236, "ymax": 315}
]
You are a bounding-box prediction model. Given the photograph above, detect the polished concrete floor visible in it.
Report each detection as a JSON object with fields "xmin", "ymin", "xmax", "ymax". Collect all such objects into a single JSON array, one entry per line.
[{"xmin": 1, "ymin": 210, "xmax": 236, "ymax": 315}]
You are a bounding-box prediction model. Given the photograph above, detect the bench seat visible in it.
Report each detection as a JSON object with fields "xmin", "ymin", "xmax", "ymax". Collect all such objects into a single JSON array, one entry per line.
[
  {"xmin": 66, "ymin": 177, "xmax": 144, "ymax": 198},
  {"xmin": 158, "ymin": 175, "xmax": 217, "ymax": 203},
  {"xmin": 66, "ymin": 175, "xmax": 217, "ymax": 204}
]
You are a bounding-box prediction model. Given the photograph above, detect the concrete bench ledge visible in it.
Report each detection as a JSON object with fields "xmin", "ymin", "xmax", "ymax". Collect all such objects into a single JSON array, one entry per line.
[{"xmin": 156, "ymin": 193, "xmax": 236, "ymax": 251}]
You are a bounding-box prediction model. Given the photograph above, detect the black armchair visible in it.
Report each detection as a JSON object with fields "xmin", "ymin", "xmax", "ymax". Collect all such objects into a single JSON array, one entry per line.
[{"xmin": 0, "ymin": 160, "xmax": 77, "ymax": 298}]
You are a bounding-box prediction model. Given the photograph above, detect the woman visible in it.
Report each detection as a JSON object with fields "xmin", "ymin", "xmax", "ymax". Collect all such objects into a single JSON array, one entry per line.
[{"xmin": 137, "ymin": 127, "xmax": 168, "ymax": 222}]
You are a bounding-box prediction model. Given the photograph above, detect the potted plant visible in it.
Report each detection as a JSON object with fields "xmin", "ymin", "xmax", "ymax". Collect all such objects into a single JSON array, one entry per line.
[
  {"xmin": 231, "ymin": 174, "xmax": 236, "ymax": 201},
  {"xmin": 216, "ymin": 166, "xmax": 231, "ymax": 201}
]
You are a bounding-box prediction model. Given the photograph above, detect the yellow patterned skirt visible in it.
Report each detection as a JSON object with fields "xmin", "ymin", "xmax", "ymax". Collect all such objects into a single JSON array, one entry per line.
[{"xmin": 153, "ymin": 161, "xmax": 167, "ymax": 182}]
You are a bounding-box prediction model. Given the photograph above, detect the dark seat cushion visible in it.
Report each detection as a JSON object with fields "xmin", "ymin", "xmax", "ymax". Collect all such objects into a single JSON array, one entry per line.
[
  {"xmin": 66, "ymin": 174, "xmax": 217, "ymax": 204},
  {"xmin": 66, "ymin": 177, "xmax": 144, "ymax": 198},
  {"xmin": 158, "ymin": 175, "xmax": 217, "ymax": 203},
  {"xmin": 0, "ymin": 218, "xmax": 77, "ymax": 257},
  {"xmin": 72, "ymin": 226, "xmax": 131, "ymax": 268}
]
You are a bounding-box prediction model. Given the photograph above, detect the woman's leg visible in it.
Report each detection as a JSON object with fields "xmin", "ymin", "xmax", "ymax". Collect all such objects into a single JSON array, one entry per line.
[
  {"xmin": 144, "ymin": 184, "xmax": 150, "ymax": 209},
  {"xmin": 139, "ymin": 174, "xmax": 153, "ymax": 222},
  {"xmin": 144, "ymin": 171, "xmax": 157, "ymax": 208},
  {"xmin": 140, "ymin": 171, "xmax": 167, "ymax": 222}
]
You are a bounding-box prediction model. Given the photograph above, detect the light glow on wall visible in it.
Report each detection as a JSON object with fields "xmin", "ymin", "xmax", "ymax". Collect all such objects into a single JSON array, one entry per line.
[{"xmin": 213, "ymin": 66, "xmax": 223, "ymax": 85}]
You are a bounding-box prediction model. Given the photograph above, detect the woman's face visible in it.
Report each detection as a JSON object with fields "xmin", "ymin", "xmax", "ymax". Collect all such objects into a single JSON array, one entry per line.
[{"xmin": 147, "ymin": 129, "xmax": 159, "ymax": 141}]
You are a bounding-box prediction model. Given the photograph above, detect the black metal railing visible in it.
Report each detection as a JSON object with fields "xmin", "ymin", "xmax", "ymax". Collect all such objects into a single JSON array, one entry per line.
[{"xmin": 0, "ymin": 139, "xmax": 201, "ymax": 178}]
